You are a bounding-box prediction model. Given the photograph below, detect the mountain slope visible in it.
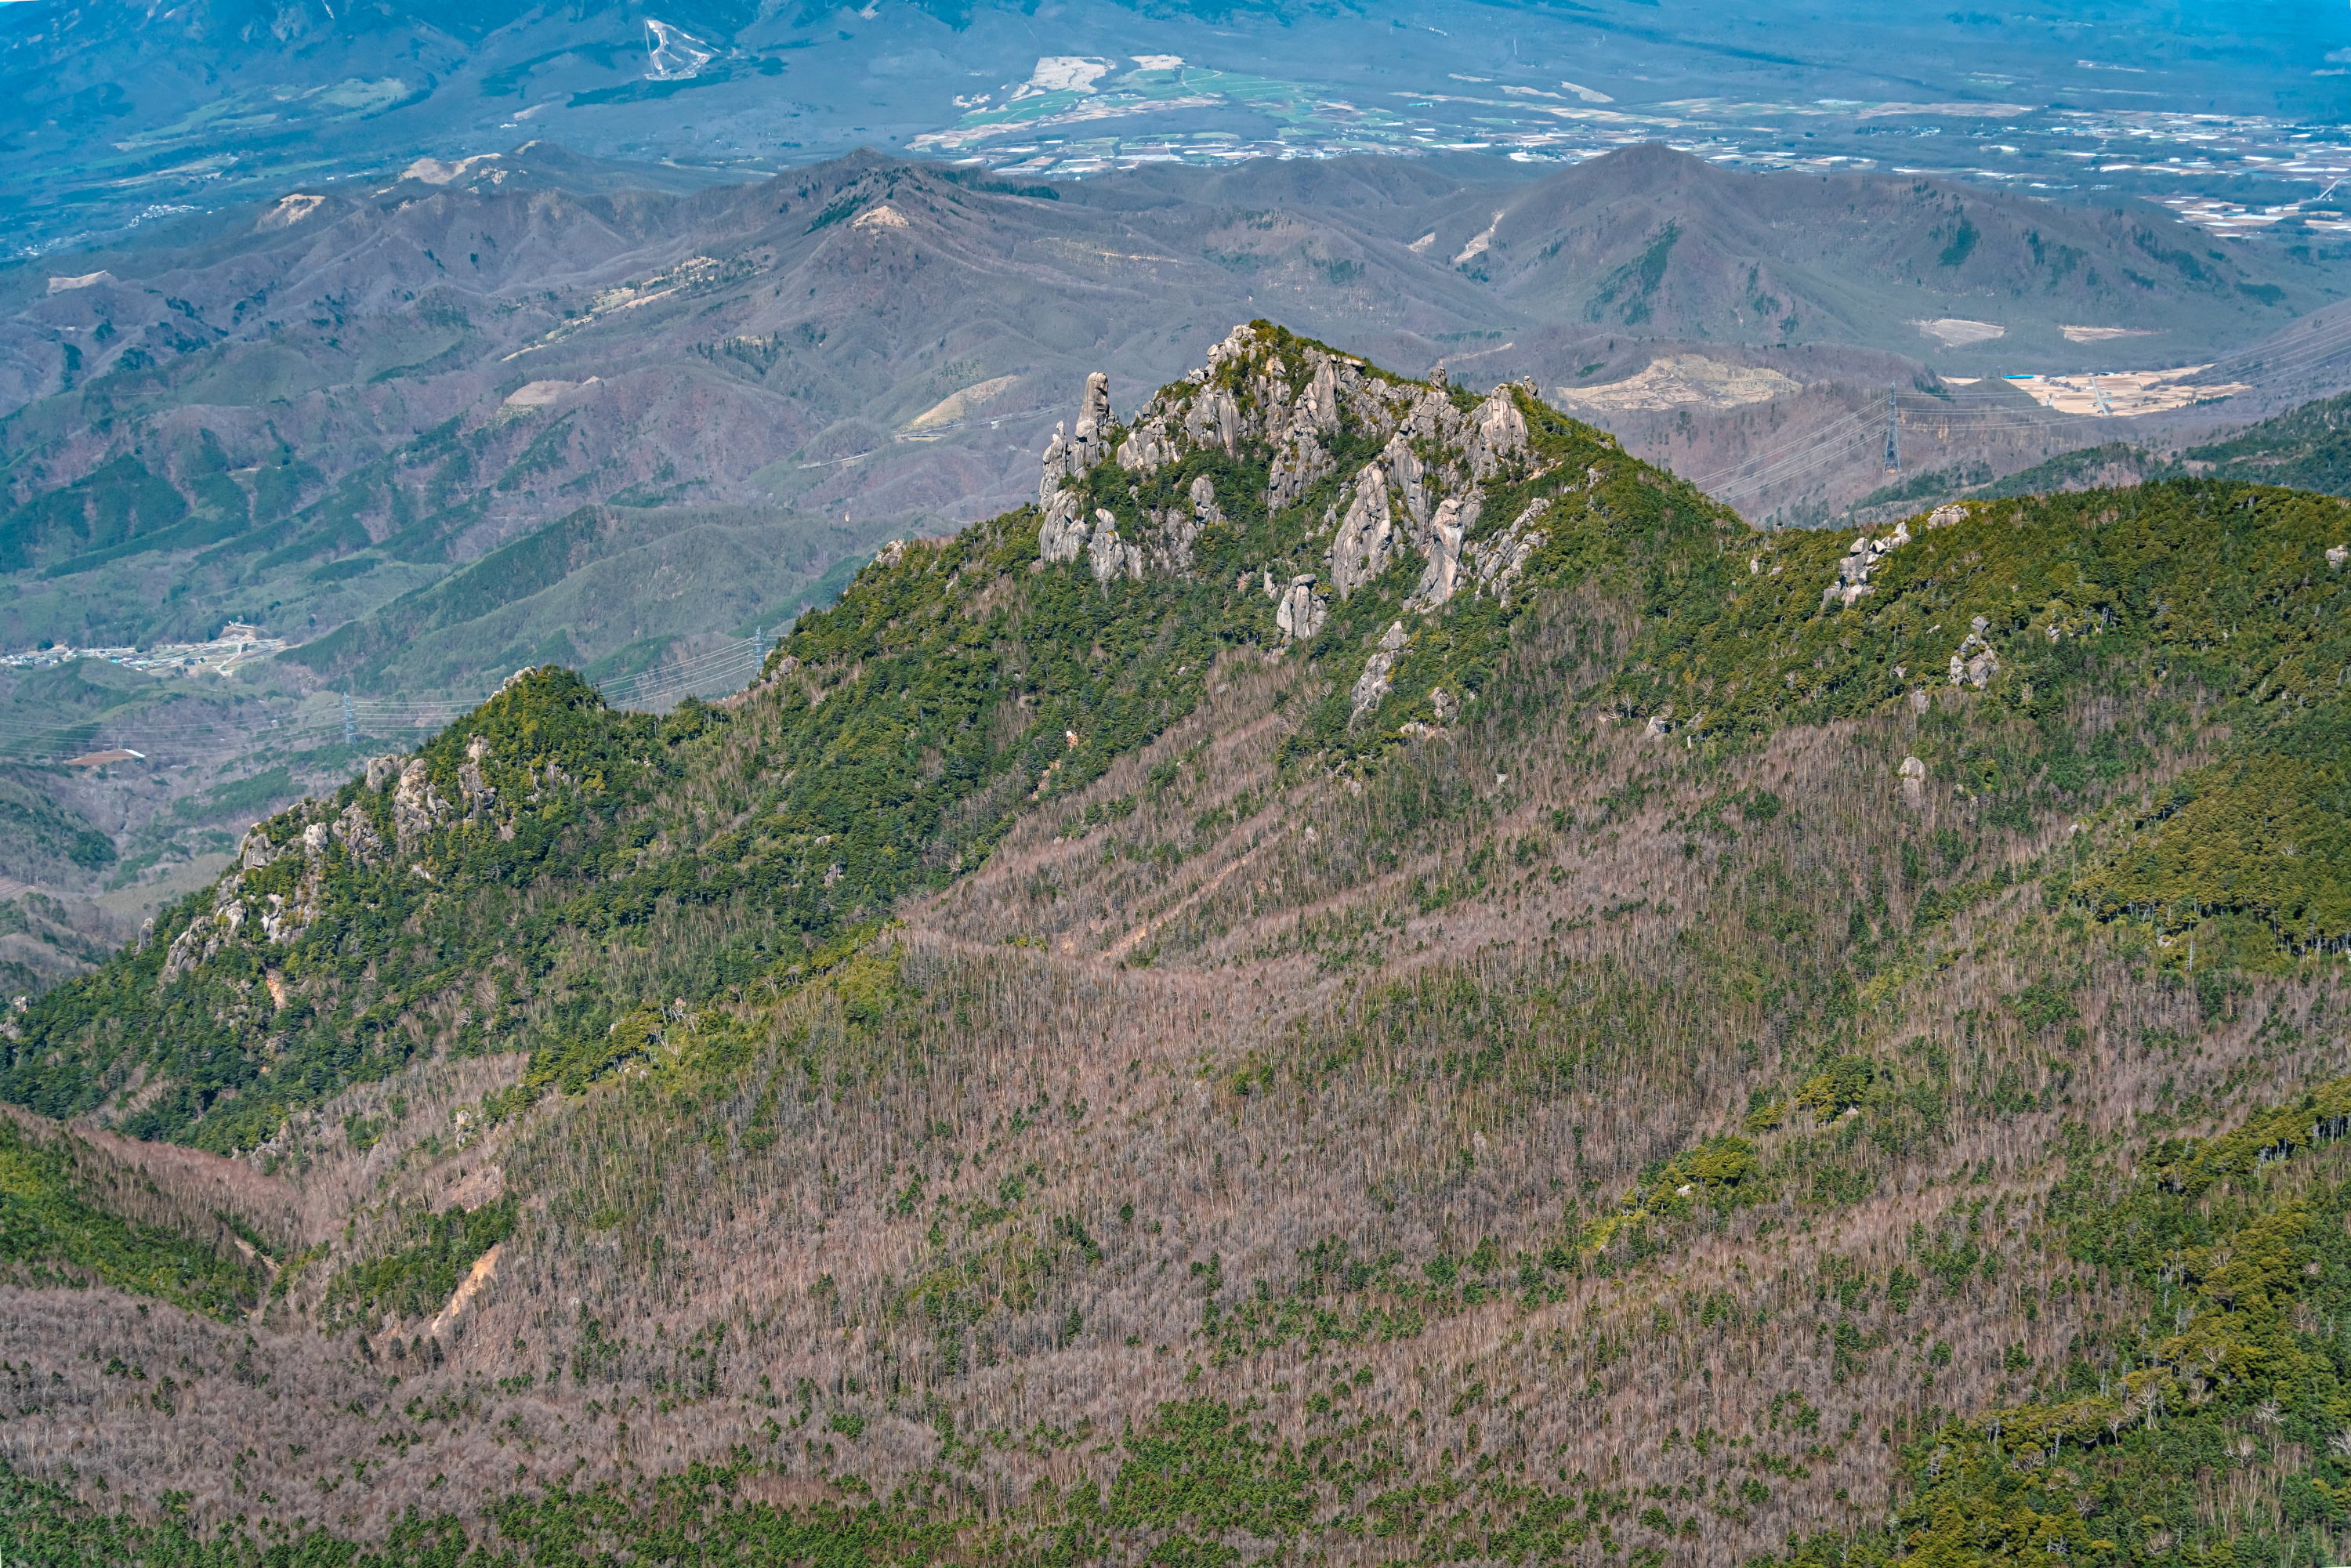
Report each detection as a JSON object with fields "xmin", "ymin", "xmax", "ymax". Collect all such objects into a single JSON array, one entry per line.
[
  {"xmin": 0, "ymin": 326, "xmax": 2346, "ymax": 1563},
  {"xmin": 1377, "ymin": 141, "xmax": 2321, "ymax": 366},
  {"xmin": 1842, "ymin": 388, "xmax": 2351, "ymax": 522},
  {"xmin": 2184, "ymin": 387, "xmax": 2351, "ymax": 494},
  {"xmin": 0, "ymin": 325, "xmax": 1650, "ymax": 1148}
]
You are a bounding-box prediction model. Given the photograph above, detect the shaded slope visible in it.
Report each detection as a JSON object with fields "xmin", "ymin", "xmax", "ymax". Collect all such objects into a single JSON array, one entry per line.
[
  {"xmin": 0, "ymin": 1106, "xmax": 284, "ymax": 1318},
  {"xmin": 1424, "ymin": 143, "xmax": 2318, "ymax": 364},
  {"xmin": 1841, "ymin": 387, "xmax": 2351, "ymax": 522},
  {"xmin": 2185, "ymin": 387, "xmax": 2351, "ymax": 494}
]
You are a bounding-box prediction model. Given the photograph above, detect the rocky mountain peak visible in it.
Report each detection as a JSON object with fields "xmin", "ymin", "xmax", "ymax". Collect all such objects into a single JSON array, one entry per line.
[{"xmin": 1034, "ymin": 322, "xmax": 1556, "ymax": 628}]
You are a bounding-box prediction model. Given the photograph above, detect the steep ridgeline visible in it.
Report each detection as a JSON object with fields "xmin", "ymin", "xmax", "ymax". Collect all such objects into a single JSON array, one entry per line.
[
  {"xmin": 2, "ymin": 324, "xmax": 2351, "ymax": 1567},
  {"xmin": 0, "ymin": 322, "xmax": 1672, "ymax": 1153}
]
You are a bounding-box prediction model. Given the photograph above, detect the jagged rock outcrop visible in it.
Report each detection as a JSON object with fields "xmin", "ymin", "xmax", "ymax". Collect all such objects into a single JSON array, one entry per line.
[
  {"xmin": 165, "ymin": 762, "xmax": 428, "ymax": 978},
  {"xmin": 157, "ymin": 704, "xmax": 556, "ymax": 982},
  {"xmin": 1823, "ymin": 520, "xmax": 1911, "ymax": 610},
  {"xmin": 1463, "ymin": 500, "xmax": 1548, "ymax": 604},
  {"xmin": 393, "ymin": 758, "xmax": 451, "ymax": 851},
  {"xmin": 1078, "ymin": 369, "xmax": 1111, "ymax": 428},
  {"xmin": 1123, "ymin": 330, "xmax": 1359, "ymax": 499},
  {"xmin": 1116, "ymin": 419, "xmax": 1176, "ymax": 474},
  {"xmin": 1950, "ymin": 616, "xmax": 2000, "ymax": 687},
  {"xmin": 458, "ymin": 736, "xmax": 496, "ymax": 820},
  {"xmin": 1351, "ymin": 622, "xmax": 1410, "ymax": 720},
  {"xmin": 1088, "ymin": 509, "xmax": 1143, "ymax": 582},
  {"xmin": 1330, "ymin": 465, "xmax": 1399, "ymax": 597},
  {"xmin": 1038, "ymin": 371, "xmax": 1115, "ymax": 563},
  {"xmin": 169, "ymin": 784, "xmax": 397, "ymax": 977},
  {"xmin": 1273, "ymin": 574, "xmax": 1326, "ymax": 642},
  {"xmin": 1142, "ymin": 476, "xmax": 1222, "ymax": 574},
  {"xmin": 1022, "ymin": 327, "xmax": 1588, "ymax": 723},
  {"xmin": 333, "ymin": 801, "xmax": 384, "ymax": 864},
  {"xmin": 1072, "ymin": 371, "xmax": 1112, "ymax": 459},
  {"xmin": 1402, "ymin": 384, "xmax": 1455, "ymax": 443},
  {"xmin": 1189, "ymin": 473, "xmax": 1222, "ymax": 525},
  {"xmin": 1380, "ymin": 433, "xmax": 1430, "ymax": 531},
  {"xmin": 234, "ymin": 824, "xmax": 278, "ymax": 871},
  {"xmin": 1465, "ymin": 384, "xmax": 1531, "ymax": 479},
  {"xmin": 164, "ymin": 867, "xmax": 259, "ymax": 980},
  {"xmin": 160, "ymin": 918, "xmax": 211, "ymax": 982},
  {"xmin": 1040, "ymin": 490, "xmax": 1091, "ymax": 563},
  {"xmin": 1044, "ymin": 374, "xmax": 1114, "ymax": 496},
  {"xmin": 231, "ymin": 817, "xmax": 336, "ymax": 874},
  {"xmin": 1183, "ymin": 380, "xmax": 1241, "ymax": 457},
  {"xmin": 1031, "ymin": 326, "xmax": 1551, "ymax": 585},
  {"xmin": 1822, "ymin": 504, "xmax": 1971, "ymax": 613},
  {"xmin": 259, "ymin": 871, "xmax": 322, "ymax": 946},
  {"xmin": 1900, "ymin": 756, "xmax": 1927, "ymax": 804},
  {"xmin": 1266, "ymin": 426, "xmax": 1332, "ymax": 513},
  {"xmin": 1409, "ymin": 492, "xmax": 1480, "ymax": 610},
  {"xmin": 1299, "ymin": 353, "xmax": 1340, "ymax": 433}
]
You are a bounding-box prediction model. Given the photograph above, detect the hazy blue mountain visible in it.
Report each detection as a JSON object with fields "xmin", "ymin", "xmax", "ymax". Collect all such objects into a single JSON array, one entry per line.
[{"xmin": 4, "ymin": 0, "xmax": 2345, "ymax": 257}]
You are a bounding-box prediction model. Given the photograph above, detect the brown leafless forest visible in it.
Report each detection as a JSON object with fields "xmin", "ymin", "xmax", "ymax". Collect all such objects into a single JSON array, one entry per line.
[{"xmin": 5, "ymin": 578, "xmax": 2338, "ymax": 1566}]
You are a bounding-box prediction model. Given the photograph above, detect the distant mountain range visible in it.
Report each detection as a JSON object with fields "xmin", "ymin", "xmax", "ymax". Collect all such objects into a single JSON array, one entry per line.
[
  {"xmin": 1, "ymin": 143, "xmax": 2338, "ymax": 703},
  {"xmin": 3, "ymin": 0, "xmax": 2345, "ymax": 258}
]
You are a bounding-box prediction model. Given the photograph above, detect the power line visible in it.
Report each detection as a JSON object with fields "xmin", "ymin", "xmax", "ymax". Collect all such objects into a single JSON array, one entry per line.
[
  {"xmin": 1716, "ymin": 427, "xmax": 1887, "ymax": 502},
  {"xmin": 1718, "ymin": 432, "xmax": 1879, "ymax": 499},
  {"xmin": 1685, "ymin": 402, "xmax": 1878, "ymax": 487},
  {"xmin": 1707, "ymin": 403, "xmax": 1893, "ymax": 501},
  {"xmin": 1686, "ymin": 402, "xmax": 1882, "ymax": 491},
  {"xmin": 2199, "ymin": 310, "xmax": 2351, "ymax": 379}
]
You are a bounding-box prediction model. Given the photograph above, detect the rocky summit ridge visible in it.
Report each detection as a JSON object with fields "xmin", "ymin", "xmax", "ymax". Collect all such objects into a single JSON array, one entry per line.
[
  {"xmin": 1038, "ymin": 328, "xmax": 1537, "ymax": 605},
  {"xmin": 2, "ymin": 321, "xmax": 2351, "ymax": 1568},
  {"xmin": 16, "ymin": 318, "xmax": 2351, "ymax": 1154},
  {"xmin": 6, "ymin": 320, "xmax": 1690, "ymax": 1159},
  {"xmin": 1021, "ymin": 321, "xmax": 1657, "ymax": 750}
]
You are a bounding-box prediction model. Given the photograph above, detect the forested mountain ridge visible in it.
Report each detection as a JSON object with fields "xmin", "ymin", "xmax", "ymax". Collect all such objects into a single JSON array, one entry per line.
[
  {"xmin": 2183, "ymin": 389, "xmax": 2351, "ymax": 498},
  {"xmin": 1847, "ymin": 389, "xmax": 2351, "ymax": 523},
  {"xmin": 0, "ymin": 322, "xmax": 1669, "ymax": 1148},
  {"xmin": 1, "ymin": 324, "xmax": 2349, "ymax": 1566}
]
